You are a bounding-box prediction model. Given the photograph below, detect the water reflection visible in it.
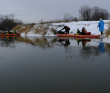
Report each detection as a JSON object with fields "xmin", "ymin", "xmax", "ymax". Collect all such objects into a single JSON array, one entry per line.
[
  {"xmin": 16, "ymin": 36, "xmax": 58, "ymax": 49},
  {"xmin": 98, "ymin": 42, "xmax": 105, "ymax": 53},
  {"xmin": 0, "ymin": 36, "xmax": 110, "ymax": 93},
  {"xmin": 56, "ymin": 37, "xmax": 110, "ymax": 61},
  {"xmin": 58, "ymin": 38, "xmax": 70, "ymax": 47},
  {"xmin": 0, "ymin": 36, "xmax": 110, "ymax": 56},
  {"xmin": 76, "ymin": 38, "xmax": 91, "ymax": 47},
  {"xmin": 0, "ymin": 36, "xmax": 18, "ymax": 48},
  {"xmin": 105, "ymin": 43, "xmax": 110, "ymax": 56},
  {"xmin": 75, "ymin": 38, "xmax": 99, "ymax": 57}
]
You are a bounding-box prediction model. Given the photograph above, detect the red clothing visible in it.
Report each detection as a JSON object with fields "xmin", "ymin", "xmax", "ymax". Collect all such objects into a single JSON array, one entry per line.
[
  {"xmin": 62, "ymin": 26, "xmax": 70, "ymax": 30},
  {"xmin": 61, "ymin": 26, "xmax": 70, "ymax": 34}
]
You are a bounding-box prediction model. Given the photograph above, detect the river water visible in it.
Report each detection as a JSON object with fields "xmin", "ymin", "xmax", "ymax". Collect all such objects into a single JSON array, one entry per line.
[{"xmin": 0, "ymin": 36, "xmax": 110, "ymax": 93}]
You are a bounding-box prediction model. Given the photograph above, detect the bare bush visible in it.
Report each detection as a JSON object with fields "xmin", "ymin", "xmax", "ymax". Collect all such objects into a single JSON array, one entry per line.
[
  {"xmin": 50, "ymin": 27, "xmax": 57, "ymax": 34},
  {"xmin": 63, "ymin": 13, "xmax": 78, "ymax": 22}
]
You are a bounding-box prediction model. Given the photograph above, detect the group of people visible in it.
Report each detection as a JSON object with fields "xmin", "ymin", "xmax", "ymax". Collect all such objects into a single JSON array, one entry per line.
[
  {"xmin": 76, "ymin": 27, "xmax": 88, "ymax": 35},
  {"xmin": 58, "ymin": 25, "xmax": 89, "ymax": 35},
  {"xmin": 1, "ymin": 30, "xmax": 18, "ymax": 34},
  {"xmin": 58, "ymin": 18, "xmax": 104, "ymax": 35},
  {"xmin": 7, "ymin": 30, "xmax": 18, "ymax": 34}
]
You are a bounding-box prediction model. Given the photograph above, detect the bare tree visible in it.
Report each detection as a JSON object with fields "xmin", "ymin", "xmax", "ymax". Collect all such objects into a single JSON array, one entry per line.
[
  {"xmin": 63, "ymin": 13, "xmax": 75, "ymax": 22},
  {"xmin": 79, "ymin": 5, "xmax": 110, "ymax": 21},
  {"xmin": 79, "ymin": 5, "xmax": 91, "ymax": 21},
  {"xmin": 91, "ymin": 6, "xmax": 101, "ymax": 20}
]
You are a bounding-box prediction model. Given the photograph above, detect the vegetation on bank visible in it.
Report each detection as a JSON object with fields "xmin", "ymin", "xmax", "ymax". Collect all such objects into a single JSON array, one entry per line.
[
  {"xmin": 105, "ymin": 23, "xmax": 110, "ymax": 37},
  {"xmin": 12, "ymin": 21, "xmax": 110, "ymax": 37},
  {"xmin": 12, "ymin": 23, "xmax": 58, "ymax": 36}
]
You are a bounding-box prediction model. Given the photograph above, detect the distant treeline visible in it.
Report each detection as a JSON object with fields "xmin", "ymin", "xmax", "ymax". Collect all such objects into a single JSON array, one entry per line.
[
  {"xmin": 39, "ymin": 6, "xmax": 110, "ymax": 24},
  {"xmin": 79, "ymin": 5, "xmax": 110, "ymax": 21},
  {"xmin": 0, "ymin": 14, "xmax": 22, "ymax": 31}
]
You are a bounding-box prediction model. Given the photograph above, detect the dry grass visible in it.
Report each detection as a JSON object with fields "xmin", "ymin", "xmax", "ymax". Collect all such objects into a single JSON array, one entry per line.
[
  {"xmin": 12, "ymin": 25, "xmax": 33, "ymax": 34},
  {"xmin": 12, "ymin": 23, "xmax": 57, "ymax": 36},
  {"xmin": 105, "ymin": 22, "xmax": 110, "ymax": 37},
  {"xmin": 12, "ymin": 25, "xmax": 22, "ymax": 31},
  {"xmin": 50, "ymin": 27, "xmax": 57, "ymax": 34},
  {"xmin": 20, "ymin": 26, "xmax": 31, "ymax": 34},
  {"xmin": 35, "ymin": 24, "xmax": 49, "ymax": 36}
]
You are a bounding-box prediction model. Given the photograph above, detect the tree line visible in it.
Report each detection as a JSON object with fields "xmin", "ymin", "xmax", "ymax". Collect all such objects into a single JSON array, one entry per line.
[
  {"xmin": 79, "ymin": 5, "xmax": 110, "ymax": 21},
  {"xmin": 42, "ymin": 5, "xmax": 110, "ymax": 23},
  {"xmin": 0, "ymin": 14, "xmax": 22, "ymax": 31}
]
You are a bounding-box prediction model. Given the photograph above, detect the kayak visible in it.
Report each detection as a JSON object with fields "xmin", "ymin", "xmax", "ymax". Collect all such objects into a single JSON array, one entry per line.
[
  {"xmin": 56, "ymin": 34, "xmax": 100, "ymax": 38},
  {"xmin": 0, "ymin": 33, "xmax": 20, "ymax": 36}
]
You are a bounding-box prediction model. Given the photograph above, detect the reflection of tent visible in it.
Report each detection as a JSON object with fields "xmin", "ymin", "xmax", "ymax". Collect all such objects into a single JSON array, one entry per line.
[{"xmin": 98, "ymin": 42, "xmax": 104, "ymax": 53}]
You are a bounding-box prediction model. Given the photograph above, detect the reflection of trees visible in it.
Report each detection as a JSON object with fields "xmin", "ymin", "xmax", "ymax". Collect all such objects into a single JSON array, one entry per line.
[
  {"xmin": 0, "ymin": 37, "xmax": 17, "ymax": 48},
  {"xmin": 80, "ymin": 46, "xmax": 99, "ymax": 58},
  {"xmin": 65, "ymin": 38, "xmax": 110, "ymax": 61},
  {"xmin": 105, "ymin": 43, "xmax": 110, "ymax": 56},
  {"xmin": 16, "ymin": 36, "xmax": 58, "ymax": 49},
  {"xmin": 65, "ymin": 46, "xmax": 100, "ymax": 61},
  {"xmin": 75, "ymin": 39, "xmax": 99, "ymax": 60},
  {"xmin": 15, "ymin": 37, "xmax": 110, "ymax": 58},
  {"xmin": 58, "ymin": 38, "xmax": 71, "ymax": 53}
]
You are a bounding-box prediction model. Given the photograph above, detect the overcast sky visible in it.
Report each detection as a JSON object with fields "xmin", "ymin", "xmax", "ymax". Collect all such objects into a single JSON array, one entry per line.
[{"xmin": 0, "ymin": 0, "xmax": 110, "ymax": 23}]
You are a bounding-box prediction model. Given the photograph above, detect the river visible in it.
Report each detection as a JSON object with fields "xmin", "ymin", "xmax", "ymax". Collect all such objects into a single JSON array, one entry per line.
[{"xmin": 0, "ymin": 36, "xmax": 110, "ymax": 93}]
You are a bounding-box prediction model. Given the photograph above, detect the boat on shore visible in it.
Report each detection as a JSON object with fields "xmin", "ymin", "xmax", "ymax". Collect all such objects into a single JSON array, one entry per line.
[{"xmin": 56, "ymin": 34, "xmax": 100, "ymax": 38}]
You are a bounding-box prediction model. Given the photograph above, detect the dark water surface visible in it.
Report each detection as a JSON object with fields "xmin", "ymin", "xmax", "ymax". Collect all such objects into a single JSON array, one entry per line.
[{"xmin": 0, "ymin": 36, "xmax": 110, "ymax": 93}]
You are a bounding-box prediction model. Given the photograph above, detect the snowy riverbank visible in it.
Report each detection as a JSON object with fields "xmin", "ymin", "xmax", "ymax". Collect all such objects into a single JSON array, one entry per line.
[{"xmin": 20, "ymin": 20, "xmax": 110, "ymax": 43}]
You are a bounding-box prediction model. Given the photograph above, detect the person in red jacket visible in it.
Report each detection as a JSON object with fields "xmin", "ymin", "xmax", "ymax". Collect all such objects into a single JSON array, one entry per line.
[{"xmin": 61, "ymin": 25, "xmax": 70, "ymax": 34}]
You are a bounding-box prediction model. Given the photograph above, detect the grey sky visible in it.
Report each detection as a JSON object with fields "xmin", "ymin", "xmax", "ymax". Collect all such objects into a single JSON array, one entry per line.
[{"xmin": 0, "ymin": 0, "xmax": 110, "ymax": 23}]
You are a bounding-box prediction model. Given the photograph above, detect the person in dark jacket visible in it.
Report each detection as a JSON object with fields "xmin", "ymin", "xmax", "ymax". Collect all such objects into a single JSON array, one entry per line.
[
  {"xmin": 61, "ymin": 26, "xmax": 70, "ymax": 34},
  {"xmin": 77, "ymin": 29, "xmax": 82, "ymax": 35}
]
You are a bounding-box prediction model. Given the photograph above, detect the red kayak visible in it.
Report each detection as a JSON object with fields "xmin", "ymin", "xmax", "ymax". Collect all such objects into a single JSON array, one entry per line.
[
  {"xmin": 56, "ymin": 34, "xmax": 100, "ymax": 38},
  {"xmin": 0, "ymin": 33, "xmax": 20, "ymax": 36}
]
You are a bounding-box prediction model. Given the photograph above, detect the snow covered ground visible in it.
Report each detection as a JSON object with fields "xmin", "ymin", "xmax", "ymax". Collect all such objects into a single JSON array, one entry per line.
[{"xmin": 21, "ymin": 20, "xmax": 110, "ymax": 43}]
